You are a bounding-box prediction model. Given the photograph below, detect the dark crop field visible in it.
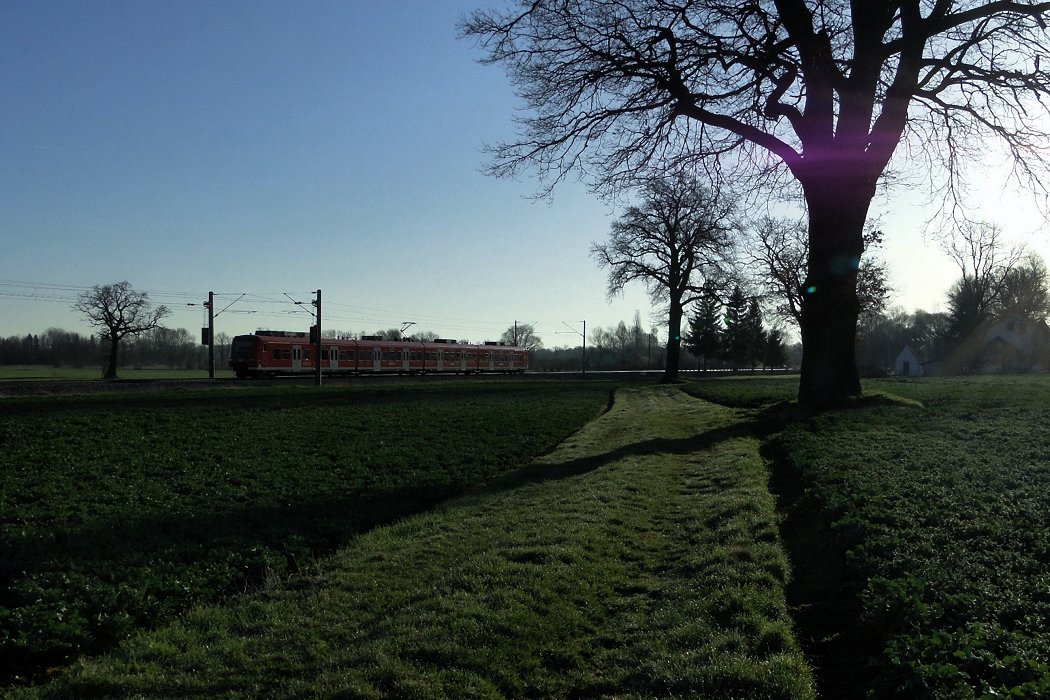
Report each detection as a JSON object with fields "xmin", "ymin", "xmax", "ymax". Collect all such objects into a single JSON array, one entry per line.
[
  {"xmin": 686, "ymin": 375, "xmax": 1050, "ymax": 699},
  {"xmin": 0, "ymin": 381, "xmax": 614, "ymax": 684},
  {"xmin": 4, "ymin": 375, "xmax": 1048, "ymax": 698}
]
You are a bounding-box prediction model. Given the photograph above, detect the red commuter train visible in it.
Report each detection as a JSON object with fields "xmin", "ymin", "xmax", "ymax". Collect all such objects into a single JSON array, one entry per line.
[{"xmin": 229, "ymin": 330, "xmax": 529, "ymax": 378}]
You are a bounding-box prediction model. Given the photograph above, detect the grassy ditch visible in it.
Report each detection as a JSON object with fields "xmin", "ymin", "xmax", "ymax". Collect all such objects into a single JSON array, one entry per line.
[
  {"xmin": 687, "ymin": 374, "xmax": 1050, "ymax": 699},
  {"xmin": 20, "ymin": 385, "xmax": 814, "ymax": 699},
  {"xmin": 0, "ymin": 381, "xmax": 613, "ymax": 685}
]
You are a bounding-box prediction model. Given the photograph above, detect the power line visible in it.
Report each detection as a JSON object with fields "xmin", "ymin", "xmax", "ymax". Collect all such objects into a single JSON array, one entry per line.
[{"xmin": 0, "ymin": 279, "xmax": 544, "ymax": 340}]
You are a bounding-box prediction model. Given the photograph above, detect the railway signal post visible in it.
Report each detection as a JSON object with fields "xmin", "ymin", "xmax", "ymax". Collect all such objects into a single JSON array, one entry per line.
[{"xmin": 312, "ymin": 289, "xmax": 322, "ymax": 387}]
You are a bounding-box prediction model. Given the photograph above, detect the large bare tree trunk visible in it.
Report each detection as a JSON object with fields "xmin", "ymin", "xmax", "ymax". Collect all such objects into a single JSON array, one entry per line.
[
  {"xmin": 797, "ymin": 176, "xmax": 871, "ymax": 408},
  {"xmin": 662, "ymin": 299, "xmax": 684, "ymax": 382},
  {"xmin": 103, "ymin": 335, "xmax": 120, "ymax": 380}
]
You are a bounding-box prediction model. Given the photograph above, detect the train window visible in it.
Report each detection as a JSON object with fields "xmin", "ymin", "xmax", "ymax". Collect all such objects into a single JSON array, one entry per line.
[{"xmin": 272, "ymin": 349, "xmax": 281, "ymax": 360}]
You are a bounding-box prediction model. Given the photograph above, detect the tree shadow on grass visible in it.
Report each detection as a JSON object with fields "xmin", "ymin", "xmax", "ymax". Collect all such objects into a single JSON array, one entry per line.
[
  {"xmin": 762, "ymin": 435, "xmax": 877, "ymax": 700},
  {"xmin": 481, "ymin": 421, "xmax": 759, "ymax": 493}
]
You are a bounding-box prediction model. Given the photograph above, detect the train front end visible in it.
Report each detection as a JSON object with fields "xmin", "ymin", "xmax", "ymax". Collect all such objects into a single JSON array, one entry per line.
[{"xmin": 229, "ymin": 334, "xmax": 263, "ymax": 378}]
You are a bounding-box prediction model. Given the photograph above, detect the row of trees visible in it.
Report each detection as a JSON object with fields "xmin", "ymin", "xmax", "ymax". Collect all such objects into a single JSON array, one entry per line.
[
  {"xmin": 586, "ymin": 314, "xmax": 662, "ymax": 371},
  {"xmin": 589, "ymin": 173, "xmax": 878, "ymax": 382},
  {"xmin": 0, "ymin": 327, "xmax": 231, "ymax": 371},
  {"xmin": 684, "ymin": 288, "xmax": 789, "ymax": 372},
  {"xmin": 529, "ymin": 308, "xmax": 792, "ymax": 374},
  {"xmin": 853, "ymin": 221, "xmax": 1050, "ymax": 375},
  {"xmin": 324, "ymin": 323, "xmax": 544, "ymax": 351},
  {"xmin": 465, "ymin": 0, "xmax": 1050, "ymax": 407},
  {"xmin": 589, "ymin": 169, "xmax": 1049, "ymax": 380}
]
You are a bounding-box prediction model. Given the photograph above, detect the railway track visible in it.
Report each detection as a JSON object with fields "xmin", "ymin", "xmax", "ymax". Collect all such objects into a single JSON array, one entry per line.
[{"xmin": 0, "ymin": 373, "xmax": 574, "ymax": 397}]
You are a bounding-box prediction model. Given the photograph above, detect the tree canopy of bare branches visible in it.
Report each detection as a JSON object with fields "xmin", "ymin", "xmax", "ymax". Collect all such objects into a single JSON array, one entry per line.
[
  {"xmin": 464, "ymin": 0, "xmax": 1050, "ymax": 406},
  {"xmin": 501, "ymin": 322, "xmax": 544, "ymax": 350},
  {"xmin": 749, "ymin": 217, "xmax": 891, "ymax": 327}
]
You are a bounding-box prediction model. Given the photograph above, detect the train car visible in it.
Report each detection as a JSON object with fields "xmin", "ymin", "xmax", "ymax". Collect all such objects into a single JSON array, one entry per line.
[{"xmin": 229, "ymin": 331, "xmax": 529, "ymax": 378}]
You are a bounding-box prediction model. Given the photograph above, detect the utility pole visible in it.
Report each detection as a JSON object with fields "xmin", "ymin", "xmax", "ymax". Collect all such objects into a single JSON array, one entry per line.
[
  {"xmin": 192, "ymin": 293, "xmax": 216, "ymax": 379},
  {"xmin": 582, "ymin": 320, "xmax": 586, "ymax": 376},
  {"xmin": 207, "ymin": 291, "xmax": 215, "ymax": 378},
  {"xmin": 313, "ymin": 289, "xmax": 322, "ymax": 387},
  {"xmin": 562, "ymin": 320, "xmax": 587, "ymax": 376}
]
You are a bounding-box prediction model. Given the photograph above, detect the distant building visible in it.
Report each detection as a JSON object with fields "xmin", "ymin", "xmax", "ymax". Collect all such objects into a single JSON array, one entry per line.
[
  {"xmin": 975, "ymin": 316, "xmax": 1050, "ymax": 373},
  {"xmin": 898, "ymin": 315, "xmax": 1050, "ymax": 375},
  {"xmin": 894, "ymin": 345, "xmax": 923, "ymax": 377}
]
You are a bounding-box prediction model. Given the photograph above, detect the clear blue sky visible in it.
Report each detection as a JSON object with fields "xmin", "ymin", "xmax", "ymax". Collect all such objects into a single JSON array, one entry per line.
[{"xmin": 2, "ymin": 0, "xmax": 1047, "ymax": 346}]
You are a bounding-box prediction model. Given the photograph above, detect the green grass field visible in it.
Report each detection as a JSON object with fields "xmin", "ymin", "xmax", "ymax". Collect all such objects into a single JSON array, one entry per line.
[
  {"xmin": 16, "ymin": 385, "xmax": 813, "ymax": 699},
  {"xmin": 686, "ymin": 375, "xmax": 1050, "ymax": 698},
  {"xmin": 3, "ymin": 375, "xmax": 1048, "ymax": 698},
  {"xmin": 0, "ymin": 381, "xmax": 613, "ymax": 686}
]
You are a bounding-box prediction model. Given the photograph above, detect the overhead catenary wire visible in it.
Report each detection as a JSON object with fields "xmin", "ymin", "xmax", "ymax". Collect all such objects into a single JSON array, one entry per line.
[{"xmin": 0, "ymin": 278, "xmax": 567, "ymax": 342}]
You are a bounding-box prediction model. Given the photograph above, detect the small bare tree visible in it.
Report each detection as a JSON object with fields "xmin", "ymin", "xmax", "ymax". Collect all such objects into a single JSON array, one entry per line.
[
  {"xmin": 942, "ymin": 221, "xmax": 1025, "ymax": 343},
  {"xmin": 501, "ymin": 322, "xmax": 543, "ymax": 350},
  {"xmin": 73, "ymin": 281, "xmax": 170, "ymax": 379},
  {"xmin": 592, "ymin": 174, "xmax": 735, "ymax": 381}
]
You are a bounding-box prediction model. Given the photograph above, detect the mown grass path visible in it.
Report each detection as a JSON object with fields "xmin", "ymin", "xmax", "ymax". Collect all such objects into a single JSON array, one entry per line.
[{"xmin": 28, "ymin": 385, "xmax": 813, "ymax": 699}]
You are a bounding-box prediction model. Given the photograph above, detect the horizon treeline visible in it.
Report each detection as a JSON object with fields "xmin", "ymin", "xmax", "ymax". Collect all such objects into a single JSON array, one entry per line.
[{"xmin": 0, "ymin": 327, "xmax": 232, "ymax": 371}]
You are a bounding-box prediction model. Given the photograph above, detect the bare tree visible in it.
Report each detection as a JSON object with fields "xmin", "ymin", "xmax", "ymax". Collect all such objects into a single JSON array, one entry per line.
[
  {"xmin": 942, "ymin": 220, "xmax": 1024, "ymax": 343},
  {"xmin": 748, "ymin": 218, "xmax": 809, "ymax": 329},
  {"xmin": 592, "ymin": 174, "xmax": 735, "ymax": 381},
  {"xmin": 589, "ymin": 326, "xmax": 611, "ymax": 369},
  {"xmin": 1000, "ymin": 253, "xmax": 1050, "ymax": 321},
  {"xmin": 464, "ymin": 1, "xmax": 1050, "ymax": 407},
  {"xmin": 73, "ymin": 281, "xmax": 170, "ymax": 379},
  {"xmin": 501, "ymin": 322, "xmax": 543, "ymax": 350},
  {"xmin": 750, "ymin": 217, "xmax": 891, "ymax": 328}
]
